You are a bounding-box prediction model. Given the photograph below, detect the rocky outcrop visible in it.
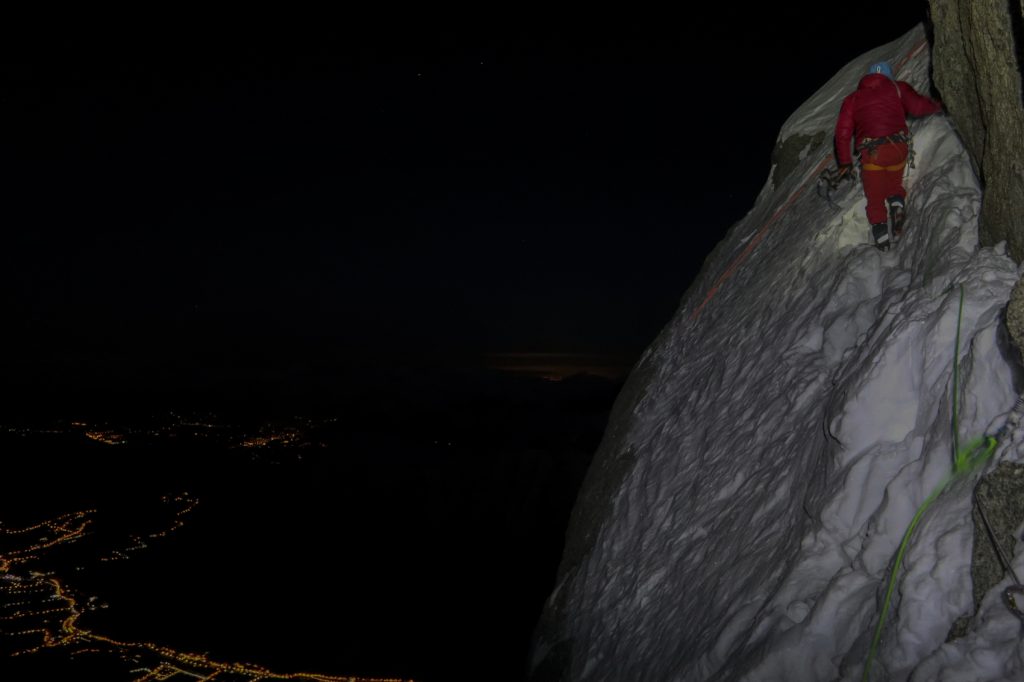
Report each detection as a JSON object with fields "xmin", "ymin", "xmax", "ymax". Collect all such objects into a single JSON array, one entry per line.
[
  {"xmin": 928, "ymin": 0, "xmax": 1024, "ymax": 261},
  {"xmin": 948, "ymin": 460, "xmax": 1024, "ymax": 640},
  {"xmin": 1007, "ymin": 276, "xmax": 1024, "ymax": 360}
]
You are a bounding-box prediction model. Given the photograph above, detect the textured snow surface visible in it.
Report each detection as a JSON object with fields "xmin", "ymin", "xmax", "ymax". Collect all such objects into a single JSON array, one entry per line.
[{"xmin": 533, "ymin": 25, "xmax": 1024, "ymax": 682}]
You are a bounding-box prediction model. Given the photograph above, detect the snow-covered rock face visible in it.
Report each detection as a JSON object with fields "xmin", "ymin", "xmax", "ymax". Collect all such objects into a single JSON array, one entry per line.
[{"xmin": 531, "ymin": 25, "xmax": 1024, "ymax": 682}]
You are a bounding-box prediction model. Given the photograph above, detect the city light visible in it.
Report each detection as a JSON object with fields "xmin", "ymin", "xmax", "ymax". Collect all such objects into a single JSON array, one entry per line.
[{"xmin": 1, "ymin": 476, "xmax": 411, "ymax": 681}]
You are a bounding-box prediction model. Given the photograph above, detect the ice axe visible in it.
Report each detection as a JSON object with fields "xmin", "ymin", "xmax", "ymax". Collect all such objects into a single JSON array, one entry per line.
[{"xmin": 816, "ymin": 165, "xmax": 855, "ymax": 211}]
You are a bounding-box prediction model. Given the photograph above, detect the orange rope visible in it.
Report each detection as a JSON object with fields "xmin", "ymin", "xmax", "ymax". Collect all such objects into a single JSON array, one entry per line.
[{"xmin": 689, "ymin": 154, "xmax": 832, "ymax": 321}]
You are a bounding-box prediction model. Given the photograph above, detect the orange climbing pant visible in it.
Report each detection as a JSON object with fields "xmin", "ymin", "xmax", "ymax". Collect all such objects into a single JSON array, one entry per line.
[{"xmin": 860, "ymin": 141, "xmax": 908, "ymax": 225}]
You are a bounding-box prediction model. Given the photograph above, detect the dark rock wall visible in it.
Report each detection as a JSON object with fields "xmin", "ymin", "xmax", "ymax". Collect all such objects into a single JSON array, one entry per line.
[{"xmin": 928, "ymin": 0, "xmax": 1024, "ymax": 261}]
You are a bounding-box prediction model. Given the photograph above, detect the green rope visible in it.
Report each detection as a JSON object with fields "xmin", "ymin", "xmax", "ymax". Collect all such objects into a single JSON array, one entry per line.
[
  {"xmin": 862, "ymin": 478, "xmax": 946, "ymax": 682},
  {"xmin": 861, "ymin": 285, "xmax": 998, "ymax": 681},
  {"xmin": 952, "ymin": 285, "xmax": 964, "ymax": 459},
  {"xmin": 862, "ymin": 435, "xmax": 997, "ymax": 681}
]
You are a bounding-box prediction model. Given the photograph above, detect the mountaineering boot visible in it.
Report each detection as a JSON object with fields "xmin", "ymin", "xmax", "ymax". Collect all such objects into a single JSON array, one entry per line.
[
  {"xmin": 887, "ymin": 195, "xmax": 906, "ymax": 243},
  {"xmin": 871, "ymin": 222, "xmax": 891, "ymax": 251}
]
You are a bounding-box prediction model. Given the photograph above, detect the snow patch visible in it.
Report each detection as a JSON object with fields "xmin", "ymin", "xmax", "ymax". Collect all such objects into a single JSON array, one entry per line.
[{"xmin": 533, "ymin": 24, "xmax": 1024, "ymax": 682}]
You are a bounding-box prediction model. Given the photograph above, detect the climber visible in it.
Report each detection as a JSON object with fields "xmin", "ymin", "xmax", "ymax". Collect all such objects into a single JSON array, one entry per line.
[{"xmin": 833, "ymin": 60, "xmax": 943, "ymax": 251}]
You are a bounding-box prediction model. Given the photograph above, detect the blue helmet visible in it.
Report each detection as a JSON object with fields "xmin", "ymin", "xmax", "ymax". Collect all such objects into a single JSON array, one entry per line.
[{"xmin": 868, "ymin": 61, "xmax": 894, "ymax": 78}]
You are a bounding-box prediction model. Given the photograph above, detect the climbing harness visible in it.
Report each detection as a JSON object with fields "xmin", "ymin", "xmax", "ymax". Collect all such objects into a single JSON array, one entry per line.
[
  {"xmin": 858, "ymin": 131, "xmax": 916, "ymax": 174},
  {"xmin": 856, "ymin": 131, "xmax": 911, "ymax": 156},
  {"xmin": 817, "ymin": 133, "xmax": 915, "ymax": 210}
]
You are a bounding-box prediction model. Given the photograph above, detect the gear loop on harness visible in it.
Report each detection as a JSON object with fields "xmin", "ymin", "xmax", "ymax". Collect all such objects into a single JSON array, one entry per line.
[{"xmin": 856, "ymin": 130, "xmax": 911, "ymax": 154}]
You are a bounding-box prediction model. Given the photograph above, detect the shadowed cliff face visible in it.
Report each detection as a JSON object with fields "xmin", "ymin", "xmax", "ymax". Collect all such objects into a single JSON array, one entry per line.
[{"xmin": 928, "ymin": 0, "xmax": 1024, "ymax": 262}]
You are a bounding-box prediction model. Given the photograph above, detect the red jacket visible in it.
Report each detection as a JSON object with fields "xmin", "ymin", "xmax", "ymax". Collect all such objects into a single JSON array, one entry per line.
[{"xmin": 834, "ymin": 73, "xmax": 942, "ymax": 166}]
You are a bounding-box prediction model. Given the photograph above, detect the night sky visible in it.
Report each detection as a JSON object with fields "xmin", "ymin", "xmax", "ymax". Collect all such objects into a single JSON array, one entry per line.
[{"xmin": 1, "ymin": 5, "xmax": 931, "ymax": 413}]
